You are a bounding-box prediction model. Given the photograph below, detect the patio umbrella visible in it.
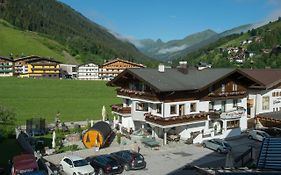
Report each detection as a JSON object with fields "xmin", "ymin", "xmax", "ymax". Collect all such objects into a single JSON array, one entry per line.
[
  {"xmin": 113, "ymin": 116, "xmax": 116, "ymax": 128},
  {"xmin": 102, "ymin": 105, "xmax": 106, "ymax": 121},
  {"xmin": 52, "ymin": 130, "xmax": 56, "ymax": 149}
]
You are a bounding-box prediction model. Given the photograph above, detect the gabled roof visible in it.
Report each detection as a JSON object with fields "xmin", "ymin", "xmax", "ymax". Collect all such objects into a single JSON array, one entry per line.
[
  {"xmin": 102, "ymin": 58, "xmax": 145, "ymax": 68},
  {"xmin": 239, "ymin": 69, "xmax": 281, "ymax": 89},
  {"xmin": 0, "ymin": 56, "xmax": 13, "ymax": 62},
  {"xmin": 109, "ymin": 67, "xmax": 238, "ymax": 92},
  {"xmin": 14, "ymin": 55, "xmax": 61, "ymax": 64}
]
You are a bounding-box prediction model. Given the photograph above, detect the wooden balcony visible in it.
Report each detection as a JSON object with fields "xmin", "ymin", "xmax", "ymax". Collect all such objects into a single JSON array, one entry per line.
[
  {"xmin": 207, "ymin": 91, "xmax": 247, "ymax": 99},
  {"xmin": 111, "ymin": 104, "xmax": 131, "ymax": 115},
  {"xmin": 145, "ymin": 112, "xmax": 208, "ymax": 126},
  {"xmin": 116, "ymin": 88, "xmax": 158, "ymax": 101}
]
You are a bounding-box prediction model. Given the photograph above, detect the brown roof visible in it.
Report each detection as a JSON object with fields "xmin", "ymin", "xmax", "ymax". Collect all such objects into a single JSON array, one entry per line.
[
  {"xmin": 240, "ymin": 69, "xmax": 281, "ymax": 89},
  {"xmin": 14, "ymin": 55, "xmax": 61, "ymax": 64},
  {"xmin": 0, "ymin": 56, "xmax": 13, "ymax": 62},
  {"xmin": 102, "ymin": 58, "xmax": 145, "ymax": 68}
]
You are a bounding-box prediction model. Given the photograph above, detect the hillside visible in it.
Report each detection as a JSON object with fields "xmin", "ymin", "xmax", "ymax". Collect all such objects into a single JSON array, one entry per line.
[
  {"xmin": 0, "ymin": 20, "xmax": 79, "ymax": 64},
  {"xmin": 137, "ymin": 30, "xmax": 217, "ymax": 60},
  {"xmin": 0, "ymin": 0, "xmax": 157, "ymax": 66},
  {"xmin": 175, "ymin": 19, "xmax": 281, "ymax": 68},
  {"xmin": 0, "ymin": 77, "xmax": 120, "ymax": 124}
]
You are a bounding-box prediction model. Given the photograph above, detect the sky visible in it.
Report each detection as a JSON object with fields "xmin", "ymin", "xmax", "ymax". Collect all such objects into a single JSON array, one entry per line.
[{"xmin": 60, "ymin": 0, "xmax": 281, "ymax": 42}]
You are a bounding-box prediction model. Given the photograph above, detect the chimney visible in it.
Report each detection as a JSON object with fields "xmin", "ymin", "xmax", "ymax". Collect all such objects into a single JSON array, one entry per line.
[
  {"xmin": 177, "ymin": 61, "xmax": 188, "ymax": 74},
  {"xmin": 158, "ymin": 64, "xmax": 165, "ymax": 72}
]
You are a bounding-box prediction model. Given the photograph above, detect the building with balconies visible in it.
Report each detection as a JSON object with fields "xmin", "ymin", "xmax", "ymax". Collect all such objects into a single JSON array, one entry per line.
[
  {"xmin": 77, "ymin": 63, "xmax": 99, "ymax": 80},
  {"xmin": 14, "ymin": 55, "xmax": 61, "ymax": 78},
  {"xmin": 100, "ymin": 58, "xmax": 145, "ymax": 80},
  {"xmin": 108, "ymin": 63, "xmax": 269, "ymax": 144},
  {"xmin": 0, "ymin": 56, "xmax": 13, "ymax": 77}
]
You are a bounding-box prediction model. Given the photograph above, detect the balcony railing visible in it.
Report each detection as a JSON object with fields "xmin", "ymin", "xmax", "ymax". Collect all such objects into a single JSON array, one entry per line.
[
  {"xmin": 116, "ymin": 88, "xmax": 157, "ymax": 100},
  {"xmin": 145, "ymin": 112, "xmax": 208, "ymax": 126},
  {"xmin": 220, "ymin": 107, "xmax": 246, "ymax": 119},
  {"xmin": 111, "ymin": 104, "xmax": 131, "ymax": 114},
  {"xmin": 208, "ymin": 91, "xmax": 246, "ymax": 98}
]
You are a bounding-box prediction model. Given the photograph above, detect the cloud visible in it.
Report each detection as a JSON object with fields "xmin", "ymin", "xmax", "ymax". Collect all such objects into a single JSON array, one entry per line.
[
  {"xmin": 107, "ymin": 30, "xmax": 144, "ymax": 48},
  {"xmin": 157, "ymin": 44, "xmax": 188, "ymax": 54},
  {"xmin": 252, "ymin": 8, "xmax": 281, "ymax": 28},
  {"xmin": 252, "ymin": 0, "xmax": 281, "ymax": 28}
]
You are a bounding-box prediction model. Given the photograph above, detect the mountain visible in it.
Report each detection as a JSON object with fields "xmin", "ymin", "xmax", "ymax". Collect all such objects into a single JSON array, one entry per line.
[
  {"xmin": 0, "ymin": 19, "xmax": 79, "ymax": 64},
  {"xmin": 174, "ymin": 19, "xmax": 281, "ymax": 69},
  {"xmin": 137, "ymin": 29, "xmax": 217, "ymax": 60},
  {"xmin": 0, "ymin": 0, "xmax": 157, "ymax": 66}
]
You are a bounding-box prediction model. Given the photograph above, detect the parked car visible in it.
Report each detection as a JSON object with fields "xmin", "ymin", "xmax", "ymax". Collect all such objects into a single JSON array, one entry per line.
[
  {"xmin": 202, "ymin": 139, "xmax": 232, "ymax": 153},
  {"xmin": 87, "ymin": 154, "xmax": 123, "ymax": 175},
  {"xmin": 59, "ymin": 155, "xmax": 95, "ymax": 175},
  {"xmin": 110, "ymin": 150, "xmax": 146, "ymax": 171},
  {"xmin": 11, "ymin": 154, "xmax": 39, "ymax": 175},
  {"xmin": 248, "ymin": 130, "xmax": 270, "ymax": 141},
  {"xmin": 258, "ymin": 127, "xmax": 281, "ymax": 137}
]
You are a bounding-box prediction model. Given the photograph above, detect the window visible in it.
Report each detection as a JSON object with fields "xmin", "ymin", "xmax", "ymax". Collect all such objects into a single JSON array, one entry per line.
[
  {"xmin": 233, "ymin": 99, "xmax": 238, "ymax": 107},
  {"xmin": 135, "ymin": 102, "xmax": 148, "ymax": 111},
  {"xmin": 209, "ymin": 101, "xmax": 214, "ymax": 110},
  {"xmin": 221, "ymin": 84, "xmax": 225, "ymax": 93},
  {"xmin": 190, "ymin": 103, "xmax": 197, "ymax": 112},
  {"xmin": 273, "ymin": 92, "xmax": 276, "ymax": 97},
  {"xmin": 227, "ymin": 120, "xmax": 240, "ymax": 129},
  {"xmin": 156, "ymin": 104, "xmax": 162, "ymax": 114},
  {"xmin": 232, "ymin": 83, "xmax": 238, "ymax": 91},
  {"xmin": 262, "ymin": 96, "xmax": 270, "ymax": 110},
  {"xmin": 64, "ymin": 158, "xmax": 72, "ymax": 166},
  {"xmin": 170, "ymin": 105, "xmax": 176, "ymax": 114}
]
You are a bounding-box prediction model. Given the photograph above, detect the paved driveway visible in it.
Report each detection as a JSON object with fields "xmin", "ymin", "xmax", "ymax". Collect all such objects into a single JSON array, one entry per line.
[{"xmin": 54, "ymin": 135, "xmax": 261, "ymax": 175}]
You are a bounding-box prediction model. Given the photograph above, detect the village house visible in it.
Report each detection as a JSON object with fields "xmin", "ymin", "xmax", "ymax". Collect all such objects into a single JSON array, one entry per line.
[
  {"xmin": 108, "ymin": 63, "xmax": 281, "ymax": 145},
  {"xmin": 100, "ymin": 58, "xmax": 145, "ymax": 80},
  {"xmin": 77, "ymin": 63, "xmax": 99, "ymax": 80},
  {"xmin": 14, "ymin": 55, "xmax": 61, "ymax": 78},
  {"xmin": 0, "ymin": 56, "xmax": 13, "ymax": 77}
]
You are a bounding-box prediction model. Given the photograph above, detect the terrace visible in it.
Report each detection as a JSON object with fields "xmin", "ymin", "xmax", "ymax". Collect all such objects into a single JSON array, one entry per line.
[
  {"xmin": 145, "ymin": 112, "xmax": 208, "ymax": 126},
  {"xmin": 111, "ymin": 104, "xmax": 131, "ymax": 115},
  {"xmin": 116, "ymin": 88, "xmax": 158, "ymax": 101}
]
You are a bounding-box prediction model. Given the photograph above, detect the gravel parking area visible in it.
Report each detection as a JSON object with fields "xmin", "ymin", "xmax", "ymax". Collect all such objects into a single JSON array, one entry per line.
[{"xmin": 45, "ymin": 134, "xmax": 262, "ymax": 175}]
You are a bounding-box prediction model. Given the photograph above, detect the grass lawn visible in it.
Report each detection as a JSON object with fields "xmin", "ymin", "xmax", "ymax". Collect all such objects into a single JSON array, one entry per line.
[
  {"xmin": 0, "ymin": 77, "xmax": 121, "ymax": 125},
  {"xmin": 0, "ymin": 138, "xmax": 22, "ymax": 173}
]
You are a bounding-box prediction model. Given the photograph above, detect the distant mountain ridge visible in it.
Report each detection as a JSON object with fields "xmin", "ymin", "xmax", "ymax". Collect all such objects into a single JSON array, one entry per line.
[
  {"xmin": 0, "ymin": 0, "xmax": 158, "ymax": 66},
  {"xmin": 137, "ymin": 29, "xmax": 217, "ymax": 60},
  {"xmin": 135, "ymin": 24, "xmax": 253, "ymax": 61},
  {"xmin": 174, "ymin": 19, "xmax": 281, "ymax": 69}
]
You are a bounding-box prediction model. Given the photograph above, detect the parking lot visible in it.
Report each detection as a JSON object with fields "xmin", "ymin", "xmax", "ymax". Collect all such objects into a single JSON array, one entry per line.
[{"xmin": 50, "ymin": 134, "xmax": 262, "ymax": 175}]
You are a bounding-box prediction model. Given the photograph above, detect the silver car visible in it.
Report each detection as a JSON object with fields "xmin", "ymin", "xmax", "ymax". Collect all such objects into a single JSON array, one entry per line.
[
  {"xmin": 248, "ymin": 130, "xmax": 270, "ymax": 141},
  {"xmin": 202, "ymin": 139, "xmax": 232, "ymax": 153}
]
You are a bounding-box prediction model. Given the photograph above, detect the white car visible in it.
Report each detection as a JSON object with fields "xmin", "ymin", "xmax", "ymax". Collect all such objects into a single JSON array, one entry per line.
[
  {"xmin": 60, "ymin": 155, "xmax": 95, "ymax": 175},
  {"xmin": 248, "ymin": 130, "xmax": 270, "ymax": 141}
]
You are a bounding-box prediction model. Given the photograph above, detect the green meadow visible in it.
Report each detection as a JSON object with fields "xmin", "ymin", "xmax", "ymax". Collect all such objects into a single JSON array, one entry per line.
[{"xmin": 0, "ymin": 77, "xmax": 121, "ymax": 124}]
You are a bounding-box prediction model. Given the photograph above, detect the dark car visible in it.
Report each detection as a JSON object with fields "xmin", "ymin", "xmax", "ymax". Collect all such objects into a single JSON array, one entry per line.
[
  {"xmin": 87, "ymin": 154, "xmax": 123, "ymax": 175},
  {"xmin": 110, "ymin": 150, "xmax": 146, "ymax": 171}
]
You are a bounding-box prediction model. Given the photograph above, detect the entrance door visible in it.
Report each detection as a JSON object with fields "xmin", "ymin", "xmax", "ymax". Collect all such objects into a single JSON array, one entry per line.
[{"xmin": 179, "ymin": 104, "xmax": 185, "ymax": 116}]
